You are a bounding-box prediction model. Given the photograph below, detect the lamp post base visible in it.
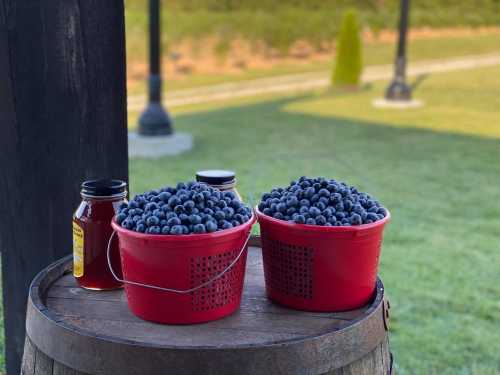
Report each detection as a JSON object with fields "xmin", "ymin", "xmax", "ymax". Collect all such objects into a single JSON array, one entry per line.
[
  {"xmin": 385, "ymin": 78, "xmax": 412, "ymax": 101},
  {"xmin": 138, "ymin": 102, "xmax": 173, "ymax": 136}
]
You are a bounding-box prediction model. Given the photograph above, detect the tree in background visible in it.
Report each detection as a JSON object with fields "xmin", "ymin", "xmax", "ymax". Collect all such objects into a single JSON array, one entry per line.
[{"xmin": 332, "ymin": 9, "xmax": 363, "ymax": 87}]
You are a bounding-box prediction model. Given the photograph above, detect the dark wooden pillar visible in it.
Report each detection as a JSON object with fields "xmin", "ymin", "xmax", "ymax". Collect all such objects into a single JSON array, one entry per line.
[{"xmin": 0, "ymin": 1, "xmax": 129, "ymax": 373}]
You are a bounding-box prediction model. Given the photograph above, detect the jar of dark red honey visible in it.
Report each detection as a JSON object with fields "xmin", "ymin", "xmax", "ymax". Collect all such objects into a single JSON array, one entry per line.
[{"xmin": 73, "ymin": 179, "xmax": 126, "ymax": 290}]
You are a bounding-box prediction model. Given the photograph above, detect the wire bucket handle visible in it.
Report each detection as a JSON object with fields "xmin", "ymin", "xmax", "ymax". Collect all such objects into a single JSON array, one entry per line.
[{"xmin": 106, "ymin": 229, "xmax": 252, "ymax": 295}]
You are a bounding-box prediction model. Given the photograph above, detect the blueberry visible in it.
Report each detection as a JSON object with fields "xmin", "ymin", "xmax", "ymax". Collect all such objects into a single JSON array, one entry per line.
[
  {"xmin": 327, "ymin": 216, "xmax": 337, "ymax": 225},
  {"xmin": 193, "ymin": 223, "xmax": 206, "ymax": 234},
  {"xmin": 315, "ymin": 201, "xmax": 326, "ymax": 211},
  {"xmin": 193, "ymin": 193, "xmax": 205, "ymax": 204},
  {"xmin": 318, "ymin": 188, "xmax": 330, "ymax": 197},
  {"xmin": 128, "ymin": 201, "xmax": 138, "ymax": 209},
  {"xmin": 286, "ymin": 207, "xmax": 297, "ymax": 216},
  {"xmin": 168, "ymin": 196, "xmax": 180, "ymax": 207},
  {"xmin": 153, "ymin": 209, "xmax": 166, "ymax": 219},
  {"xmin": 299, "ymin": 206, "xmax": 309, "ymax": 215},
  {"xmin": 218, "ymin": 200, "xmax": 227, "ymax": 209},
  {"xmin": 294, "ymin": 214, "xmax": 306, "ymax": 224},
  {"xmin": 335, "ymin": 211, "xmax": 346, "ymax": 220},
  {"xmin": 166, "ymin": 212, "xmax": 177, "ymax": 220},
  {"xmin": 299, "ymin": 199, "xmax": 310, "ymax": 207},
  {"xmin": 205, "ymin": 221, "xmax": 218, "ymax": 233},
  {"xmin": 300, "ymin": 180, "xmax": 311, "ymax": 188},
  {"xmin": 147, "ymin": 226, "xmax": 161, "ymax": 234},
  {"xmin": 273, "ymin": 212, "xmax": 284, "ymax": 220},
  {"xmin": 277, "ymin": 203, "xmax": 287, "ymax": 213},
  {"xmin": 174, "ymin": 205, "xmax": 185, "ymax": 214},
  {"xmin": 366, "ymin": 213, "xmax": 379, "ymax": 222},
  {"xmin": 323, "ymin": 208, "xmax": 333, "ymax": 217},
  {"xmin": 263, "ymin": 207, "xmax": 272, "ymax": 216},
  {"xmin": 309, "ymin": 207, "xmax": 321, "ymax": 217},
  {"xmin": 304, "ymin": 187, "xmax": 315, "ymax": 198},
  {"xmin": 214, "ymin": 210, "xmax": 226, "ymax": 220},
  {"xmin": 349, "ymin": 213, "xmax": 362, "ymax": 225},
  {"xmin": 319, "ymin": 196, "xmax": 329, "ymax": 205},
  {"xmin": 258, "ymin": 202, "xmax": 267, "ymax": 211},
  {"xmin": 136, "ymin": 223, "xmax": 146, "ymax": 233},
  {"xmin": 335, "ymin": 202, "xmax": 344, "ymax": 212},
  {"xmin": 377, "ymin": 207, "xmax": 387, "ymax": 216},
  {"xmin": 116, "ymin": 213, "xmax": 127, "ymax": 224},
  {"xmin": 221, "ymin": 221, "xmax": 233, "ymax": 230},
  {"xmin": 145, "ymin": 202, "xmax": 158, "ymax": 212},
  {"xmin": 316, "ymin": 215, "xmax": 326, "ymax": 225},
  {"xmin": 306, "ymin": 218, "xmax": 316, "ymax": 225},
  {"xmin": 368, "ymin": 206, "xmax": 379, "ymax": 213},
  {"xmin": 119, "ymin": 202, "xmax": 129, "ymax": 210},
  {"xmin": 344, "ymin": 199, "xmax": 353, "ymax": 212},
  {"xmin": 310, "ymin": 194, "xmax": 320, "ymax": 204},
  {"xmin": 187, "ymin": 214, "xmax": 200, "ymax": 225},
  {"xmin": 167, "ymin": 217, "xmax": 181, "ymax": 226},
  {"xmin": 262, "ymin": 193, "xmax": 272, "ymax": 201},
  {"xmin": 146, "ymin": 216, "xmax": 160, "ymax": 227},
  {"xmin": 223, "ymin": 206, "xmax": 235, "ymax": 218},
  {"xmin": 183, "ymin": 200, "xmax": 195, "ymax": 210},
  {"xmin": 132, "ymin": 215, "xmax": 142, "ymax": 223},
  {"xmin": 158, "ymin": 192, "xmax": 171, "ymax": 202},
  {"xmin": 286, "ymin": 196, "xmax": 299, "ymax": 207}
]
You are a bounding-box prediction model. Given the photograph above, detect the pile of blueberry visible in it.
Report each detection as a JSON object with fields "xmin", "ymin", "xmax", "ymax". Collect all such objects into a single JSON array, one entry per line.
[
  {"xmin": 258, "ymin": 177, "xmax": 387, "ymax": 226},
  {"xmin": 116, "ymin": 182, "xmax": 252, "ymax": 235}
]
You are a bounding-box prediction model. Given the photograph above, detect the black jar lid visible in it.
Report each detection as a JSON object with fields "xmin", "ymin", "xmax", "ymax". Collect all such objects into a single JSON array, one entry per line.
[
  {"xmin": 196, "ymin": 170, "xmax": 235, "ymax": 185},
  {"xmin": 81, "ymin": 179, "xmax": 127, "ymax": 197}
]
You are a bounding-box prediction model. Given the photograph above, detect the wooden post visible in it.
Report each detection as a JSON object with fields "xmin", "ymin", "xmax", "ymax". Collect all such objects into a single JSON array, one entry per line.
[{"xmin": 0, "ymin": 1, "xmax": 128, "ymax": 374}]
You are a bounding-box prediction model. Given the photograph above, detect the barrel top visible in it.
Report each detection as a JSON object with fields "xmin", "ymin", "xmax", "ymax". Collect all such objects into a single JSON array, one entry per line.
[{"xmin": 26, "ymin": 238, "xmax": 387, "ymax": 375}]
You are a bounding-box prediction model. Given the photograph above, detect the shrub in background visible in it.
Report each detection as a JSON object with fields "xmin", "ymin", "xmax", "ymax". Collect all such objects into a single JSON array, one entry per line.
[{"xmin": 332, "ymin": 9, "xmax": 363, "ymax": 87}]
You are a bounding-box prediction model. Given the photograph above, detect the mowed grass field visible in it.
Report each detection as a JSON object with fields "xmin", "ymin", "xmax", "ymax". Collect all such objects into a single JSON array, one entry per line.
[{"xmin": 129, "ymin": 65, "xmax": 500, "ymax": 374}]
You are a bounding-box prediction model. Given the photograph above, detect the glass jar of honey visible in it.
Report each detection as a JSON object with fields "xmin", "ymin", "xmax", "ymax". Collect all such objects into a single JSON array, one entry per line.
[
  {"xmin": 196, "ymin": 170, "xmax": 242, "ymax": 201},
  {"xmin": 73, "ymin": 179, "xmax": 127, "ymax": 290}
]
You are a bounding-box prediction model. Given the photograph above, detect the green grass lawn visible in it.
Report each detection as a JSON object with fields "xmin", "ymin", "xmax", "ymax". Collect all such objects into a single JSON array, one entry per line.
[{"xmin": 129, "ymin": 65, "xmax": 500, "ymax": 374}]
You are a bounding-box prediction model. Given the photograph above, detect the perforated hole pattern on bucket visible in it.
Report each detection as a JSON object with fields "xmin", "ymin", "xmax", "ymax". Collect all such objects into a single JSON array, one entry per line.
[
  {"xmin": 190, "ymin": 249, "xmax": 245, "ymax": 312},
  {"xmin": 262, "ymin": 238, "xmax": 314, "ymax": 299}
]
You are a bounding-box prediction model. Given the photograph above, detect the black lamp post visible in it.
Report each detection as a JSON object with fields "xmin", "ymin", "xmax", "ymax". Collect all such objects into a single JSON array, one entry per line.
[
  {"xmin": 138, "ymin": 0, "xmax": 174, "ymax": 136},
  {"xmin": 385, "ymin": 0, "xmax": 411, "ymax": 101}
]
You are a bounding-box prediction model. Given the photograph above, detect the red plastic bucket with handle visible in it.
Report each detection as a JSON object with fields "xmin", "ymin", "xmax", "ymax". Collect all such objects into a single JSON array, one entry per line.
[
  {"xmin": 256, "ymin": 207, "xmax": 390, "ymax": 312},
  {"xmin": 109, "ymin": 215, "xmax": 256, "ymax": 324}
]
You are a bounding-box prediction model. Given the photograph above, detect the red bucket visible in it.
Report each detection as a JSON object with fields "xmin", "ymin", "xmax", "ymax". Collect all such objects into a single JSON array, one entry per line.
[
  {"xmin": 109, "ymin": 215, "xmax": 256, "ymax": 324},
  {"xmin": 256, "ymin": 208, "xmax": 390, "ymax": 312}
]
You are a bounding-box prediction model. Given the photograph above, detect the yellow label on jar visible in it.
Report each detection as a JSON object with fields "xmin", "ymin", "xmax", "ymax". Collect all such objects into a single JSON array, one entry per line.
[{"xmin": 73, "ymin": 221, "xmax": 84, "ymax": 277}]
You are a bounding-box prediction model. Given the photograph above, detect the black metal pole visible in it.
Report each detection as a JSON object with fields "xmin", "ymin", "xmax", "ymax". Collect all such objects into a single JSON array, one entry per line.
[
  {"xmin": 385, "ymin": 0, "xmax": 411, "ymax": 101},
  {"xmin": 138, "ymin": 0, "xmax": 173, "ymax": 136}
]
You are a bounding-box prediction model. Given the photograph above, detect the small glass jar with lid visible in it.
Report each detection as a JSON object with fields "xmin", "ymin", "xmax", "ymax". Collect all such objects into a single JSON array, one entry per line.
[
  {"xmin": 73, "ymin": 179, "xmax": 127, "ymax": 290},
  {"xmin": 196, "ymin": 170, "xmax": 242, "ymax": 201}
]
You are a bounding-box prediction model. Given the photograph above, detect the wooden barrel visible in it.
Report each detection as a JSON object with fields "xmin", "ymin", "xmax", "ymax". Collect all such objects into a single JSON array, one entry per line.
[{"xmin": 22, "ymin": 238, "xmax": 393, "ymax": 375}]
